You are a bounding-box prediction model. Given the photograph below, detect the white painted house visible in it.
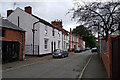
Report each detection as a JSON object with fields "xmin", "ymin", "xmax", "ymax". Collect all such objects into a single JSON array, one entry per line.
[
  {"xmin": 51, "ymin": 20, "xmax": 69, "ymax": 51},
  {"xmin": 7, "ymin": 6, "xmax": 62, "ymax": 55}
]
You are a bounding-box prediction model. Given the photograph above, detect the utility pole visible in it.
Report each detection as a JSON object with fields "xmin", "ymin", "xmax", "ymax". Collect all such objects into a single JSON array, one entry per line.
[
  {"xmin": 32, "ymin": 21, "xmax": 39, "ymax": 56},
  {"xmin": 98, "ymin": 25, "xmax": 101, "ymax": 58}
]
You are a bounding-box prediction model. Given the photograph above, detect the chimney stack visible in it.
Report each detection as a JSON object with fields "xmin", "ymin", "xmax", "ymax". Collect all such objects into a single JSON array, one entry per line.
[
  {"xmin": 51, "ymin": 20, "xmax": 63, "ymax": 28},
  {"xmin": 7, "ymin": 10, "xmax": 13, "ymax": 17},
  {"xmin": 25, "ymin": 6, "xmax": 32, "ymax": 14}
]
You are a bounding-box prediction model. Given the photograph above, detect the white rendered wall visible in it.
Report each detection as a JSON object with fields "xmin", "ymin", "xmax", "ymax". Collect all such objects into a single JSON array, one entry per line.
[{"xmin": 7, "ymin": 7, "xmax": 62, "ymax": 55}]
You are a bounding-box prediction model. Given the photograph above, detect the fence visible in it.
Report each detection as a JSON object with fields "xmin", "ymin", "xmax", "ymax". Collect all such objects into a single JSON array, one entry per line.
[{"xmin": 25, "ymin": 45, "xmax": 39, "ymax": 55}]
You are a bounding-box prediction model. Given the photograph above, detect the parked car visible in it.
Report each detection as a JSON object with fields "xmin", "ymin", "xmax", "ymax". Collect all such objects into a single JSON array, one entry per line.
[
  {"xmin": 82, "ymin": 48, "xmax": 86, "ymax": 51},
  {"xmin": 85, "ymin": 48, "xmax": 90, "ymax": 50},
  {"xmin": 52, "ymin": 49, "xmax": 68, "ymax": 58},
  {"xmin": 74, "ymin": 47, "xmax": 82, "ymax": 53},
  {"xmin": 92, "ymin": 47, "xmax": 97, "ymax": 52}
]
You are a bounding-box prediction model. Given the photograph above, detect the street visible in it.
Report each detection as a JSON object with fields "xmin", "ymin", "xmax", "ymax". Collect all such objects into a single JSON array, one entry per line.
[{"xmin": 3, "ymin": 50, "xmax": 92, "ymax": 78}]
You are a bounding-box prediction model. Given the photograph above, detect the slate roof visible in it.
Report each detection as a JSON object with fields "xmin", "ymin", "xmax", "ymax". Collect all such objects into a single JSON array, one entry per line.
[
  {"xmin": 32, "ymin": 15, "xmax": 61, "ymax": 31},
  {"xmin": 0, "ymin": 18, "xmax": 25, "ymax": 32},
  {"xmin": 6, "ymin": 7, "xmax": 61, "ymax": 31}
]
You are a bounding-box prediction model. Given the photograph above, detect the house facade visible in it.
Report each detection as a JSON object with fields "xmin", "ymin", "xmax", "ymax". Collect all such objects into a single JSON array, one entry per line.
[
  {"xmin": 0, "ymin": 18, "xmax": 25, "ymax": 63},
  {"xmin": 51, "ymin": 20, "xmax": 69, "ymax": 51},
  {"xmin": 7, "ymin": 6, "xmax": 62, "ymax": 55},
  {"xmin": 69, "ymin": 28, "xmax": 83, "ymax": 50}
]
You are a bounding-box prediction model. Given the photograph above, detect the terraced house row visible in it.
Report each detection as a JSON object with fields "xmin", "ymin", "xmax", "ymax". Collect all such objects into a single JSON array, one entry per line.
[{"xmin": 1, "ymin": 6, "xmax": 85, "ymax": 63}]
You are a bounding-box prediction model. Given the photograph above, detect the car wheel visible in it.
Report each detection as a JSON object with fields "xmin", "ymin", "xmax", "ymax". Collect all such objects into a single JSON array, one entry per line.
[
  {"xmin": 62, "ymin": 55, "xmax": 65, "ymax": 58},
  {"xmin": 66, "ymin": 54, "xmax": 68, "ymax": 57}
]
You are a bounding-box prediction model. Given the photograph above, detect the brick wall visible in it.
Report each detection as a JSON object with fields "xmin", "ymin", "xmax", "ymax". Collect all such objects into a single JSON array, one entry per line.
[
  {"xmin": 101, "ymin": 36, "xmax": 116, "ymax": 78},
  {"xmin": 1, "ymin": 28, "xmax": 25, "ymax": 60}
]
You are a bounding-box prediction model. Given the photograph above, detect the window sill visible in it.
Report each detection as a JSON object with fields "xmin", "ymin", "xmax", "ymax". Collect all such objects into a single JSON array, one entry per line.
[{"xmin": 44, "ymin": 49, "xmax": 48, "ymax": 51}]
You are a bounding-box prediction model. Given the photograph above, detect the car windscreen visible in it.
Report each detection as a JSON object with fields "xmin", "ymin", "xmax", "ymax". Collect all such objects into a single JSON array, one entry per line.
[
  {"xmin": 76, "ymin": 48, "xmax": 80, "ymax": 50},
  {"xmin": 54, "ymin": 49, "xmax": 61, "ymax": 52}
]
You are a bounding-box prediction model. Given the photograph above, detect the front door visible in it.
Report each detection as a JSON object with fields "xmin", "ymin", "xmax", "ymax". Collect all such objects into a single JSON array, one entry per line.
[
  {"xmin": 54, "ymin": 42, "xmax": 56, "ymax": 50},
  {"xmin": 51, "ymin": 42, "xmax": 53, "ymax": 53}
]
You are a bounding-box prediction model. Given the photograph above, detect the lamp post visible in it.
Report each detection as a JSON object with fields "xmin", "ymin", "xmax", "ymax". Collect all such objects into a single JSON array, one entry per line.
[{"xmin": 32, "ymin": 21, "xmax": 39, "ymax": 56}]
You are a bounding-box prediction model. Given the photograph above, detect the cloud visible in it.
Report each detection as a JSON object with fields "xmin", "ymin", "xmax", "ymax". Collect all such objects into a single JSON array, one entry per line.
[{"xmin": 1, "ymin": 0, "xmax": 78, "ymax": 32}]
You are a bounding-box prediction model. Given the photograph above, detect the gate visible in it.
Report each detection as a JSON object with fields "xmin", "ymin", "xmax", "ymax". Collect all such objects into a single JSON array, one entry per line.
[
  {"xmin": 112, "ymin": 35, "xmax": 120, "ymax": 79},
  {"xmin": 2, "ymin": 41, "xmax": 20, "ymax": 63}
]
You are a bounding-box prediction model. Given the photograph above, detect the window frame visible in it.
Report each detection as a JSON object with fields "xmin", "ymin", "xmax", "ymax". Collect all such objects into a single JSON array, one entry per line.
[
  {"xmin": 58, "ymin": 31, "xmax": 60, "ymax": 38},
  {"xmin": 52, "ymin": 29, "xmax": 55, "ymax": 36},
  {"xmin": 45, "ymin": 26, "xmax": 48, "ymax": 35},
  {"xmin": 44, "ymin": 39, "xmax": 48, "ymax": 50}
]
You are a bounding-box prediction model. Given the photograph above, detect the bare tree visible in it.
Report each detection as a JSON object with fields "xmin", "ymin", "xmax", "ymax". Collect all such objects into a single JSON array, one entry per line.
[{"xmin": 70, "ymin": 1, "xmax": 120, "ymax": 41}]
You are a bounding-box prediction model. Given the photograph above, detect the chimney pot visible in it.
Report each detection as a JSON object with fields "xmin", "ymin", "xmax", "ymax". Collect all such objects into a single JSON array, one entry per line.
[{"xmin": 25, "ymin": 6, "xmax": 32, "ymax": 14}]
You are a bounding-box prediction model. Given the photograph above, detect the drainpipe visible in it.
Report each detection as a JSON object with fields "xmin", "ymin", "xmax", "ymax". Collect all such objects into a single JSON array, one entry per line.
[
  {"xmin": 18, "ymin": 16, "xmax": 24, "ymax": 60},
  {"xmin": 32, "ymin": 21, "xmax": 40, "ymax": 57},
  {"xmin": 19, "ymin": 32, "xmax": 24, "ymax": 60}
]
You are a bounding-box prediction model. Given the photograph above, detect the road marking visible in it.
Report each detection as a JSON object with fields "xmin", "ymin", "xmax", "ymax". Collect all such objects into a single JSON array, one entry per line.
[{"xmin": 78, "ymin": 53, "xmax": 94, "ymax": 80}]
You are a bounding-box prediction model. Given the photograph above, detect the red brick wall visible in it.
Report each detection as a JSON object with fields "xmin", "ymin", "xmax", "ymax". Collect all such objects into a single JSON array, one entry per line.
[
  {"xmin": 25, "ymin": 6, "xmax": 32, "ymax": 14},
  {"xmin": 51, "ymin": 21, "xmax": 62, "ymax": 28},
  {"xmin": 7, "ymin": 10, "xmax": 13, "ymax": 17},
  {"xmin": 79, "ymin": 39, "xmax": 82, "ymax": 48},
  {"xmin": 1, "ymin": 28, "xmax": 25, "ymax": 60},
  {"xmin": 101, "ymin": 36, "xmax": 116, "ymax": 78},
  {"xmin": 101, "ymin": 50, "xmax": 110, "ymax": 77}
]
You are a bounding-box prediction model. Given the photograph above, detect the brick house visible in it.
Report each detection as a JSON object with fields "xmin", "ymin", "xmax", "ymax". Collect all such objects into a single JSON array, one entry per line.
[
  {"xmin": 69, "ymin": 28, "xmax": 83, "ymax": 50},
  {"xmin": 0, "ymin": 18, "xmax": 25, "ymax": 63}
]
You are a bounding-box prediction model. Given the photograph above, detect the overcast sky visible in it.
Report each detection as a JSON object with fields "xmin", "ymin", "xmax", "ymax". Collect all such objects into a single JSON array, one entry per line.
[
  {"xmin": 0, "ymin": 0, "xmax": 80, "ymax": 31},
  {"xmin": 0, "ymin": 0, "xmax": 117, "ymax": 31}
]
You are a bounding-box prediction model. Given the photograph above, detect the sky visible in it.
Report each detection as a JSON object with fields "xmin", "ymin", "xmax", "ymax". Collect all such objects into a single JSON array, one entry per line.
[
  {"xmin": 0, "ymin": 0, "xmax": 81, "ymax": 32},
  {"xmin": 0, "ymin": 0, "xmax": 118, "ymax": 32}
]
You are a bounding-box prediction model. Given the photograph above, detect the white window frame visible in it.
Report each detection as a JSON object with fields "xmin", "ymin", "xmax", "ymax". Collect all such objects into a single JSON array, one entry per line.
[
  {"xmin": 44, "ymin": 39, "xmax": 48, "ymax": 50},
  {"xmin": 45, "ymin": 26, "xmax": 48, "ymax": 35},
  {"xmin": 58, "ymin": 31, "xmax": 60, "ymax": 38}
]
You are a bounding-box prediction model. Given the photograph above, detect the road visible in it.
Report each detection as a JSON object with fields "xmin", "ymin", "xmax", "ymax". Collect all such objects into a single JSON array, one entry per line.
[{"xmin": 3, "ymin": 50, "xmax": 92, "ymax": 78}]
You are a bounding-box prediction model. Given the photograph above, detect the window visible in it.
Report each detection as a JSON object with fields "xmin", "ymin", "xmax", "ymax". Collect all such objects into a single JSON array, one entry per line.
[
  {"xmin": 58, "ymin": 41, "xmax": 60, "ymax": 49},
  {"xmin": 0, "ymin": 29, "xmax": 5, "ymax": 37},
  {"xmin": 44, "ymin": 39, "xmax": 48, "ymax": 49},
  {"xmin": 45, "ymin": 26, "xmax": 48, "ymax": 35},
  {"xmin": 52, "ymin": 29, "xmax": 55, "ymax": 36},
  {"xmin": 64, "ymin": 41, "xmax": 66, "ymax": 49},
  {"xmin": 58, "ymin": 31, "xmax": 60, "ymax": 37},
  {"xmin": 64, "ymin": 35, "xmax": 65, "ymax": 40}
]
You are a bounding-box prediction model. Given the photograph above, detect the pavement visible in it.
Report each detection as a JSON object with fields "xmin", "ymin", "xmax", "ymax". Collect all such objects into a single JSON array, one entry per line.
[
  {"xmin": 81, "ymin": 52, "xmax": 108, "ymax": 78},
  {"xmin": 2, "ymin": 54, "xmax": 52, "ymax": 71}
]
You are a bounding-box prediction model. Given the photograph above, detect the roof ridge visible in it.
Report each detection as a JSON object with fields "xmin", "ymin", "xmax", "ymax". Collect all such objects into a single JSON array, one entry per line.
[{"xmin": 0, "ymin": 18, "xmax": 25, "ymax": 32}]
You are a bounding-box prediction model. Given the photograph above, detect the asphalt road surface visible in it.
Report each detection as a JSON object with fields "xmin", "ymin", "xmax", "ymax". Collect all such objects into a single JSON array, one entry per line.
[{"xmin": 3, "ymin": 50, "xmax": 92, "ymax": 78}]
